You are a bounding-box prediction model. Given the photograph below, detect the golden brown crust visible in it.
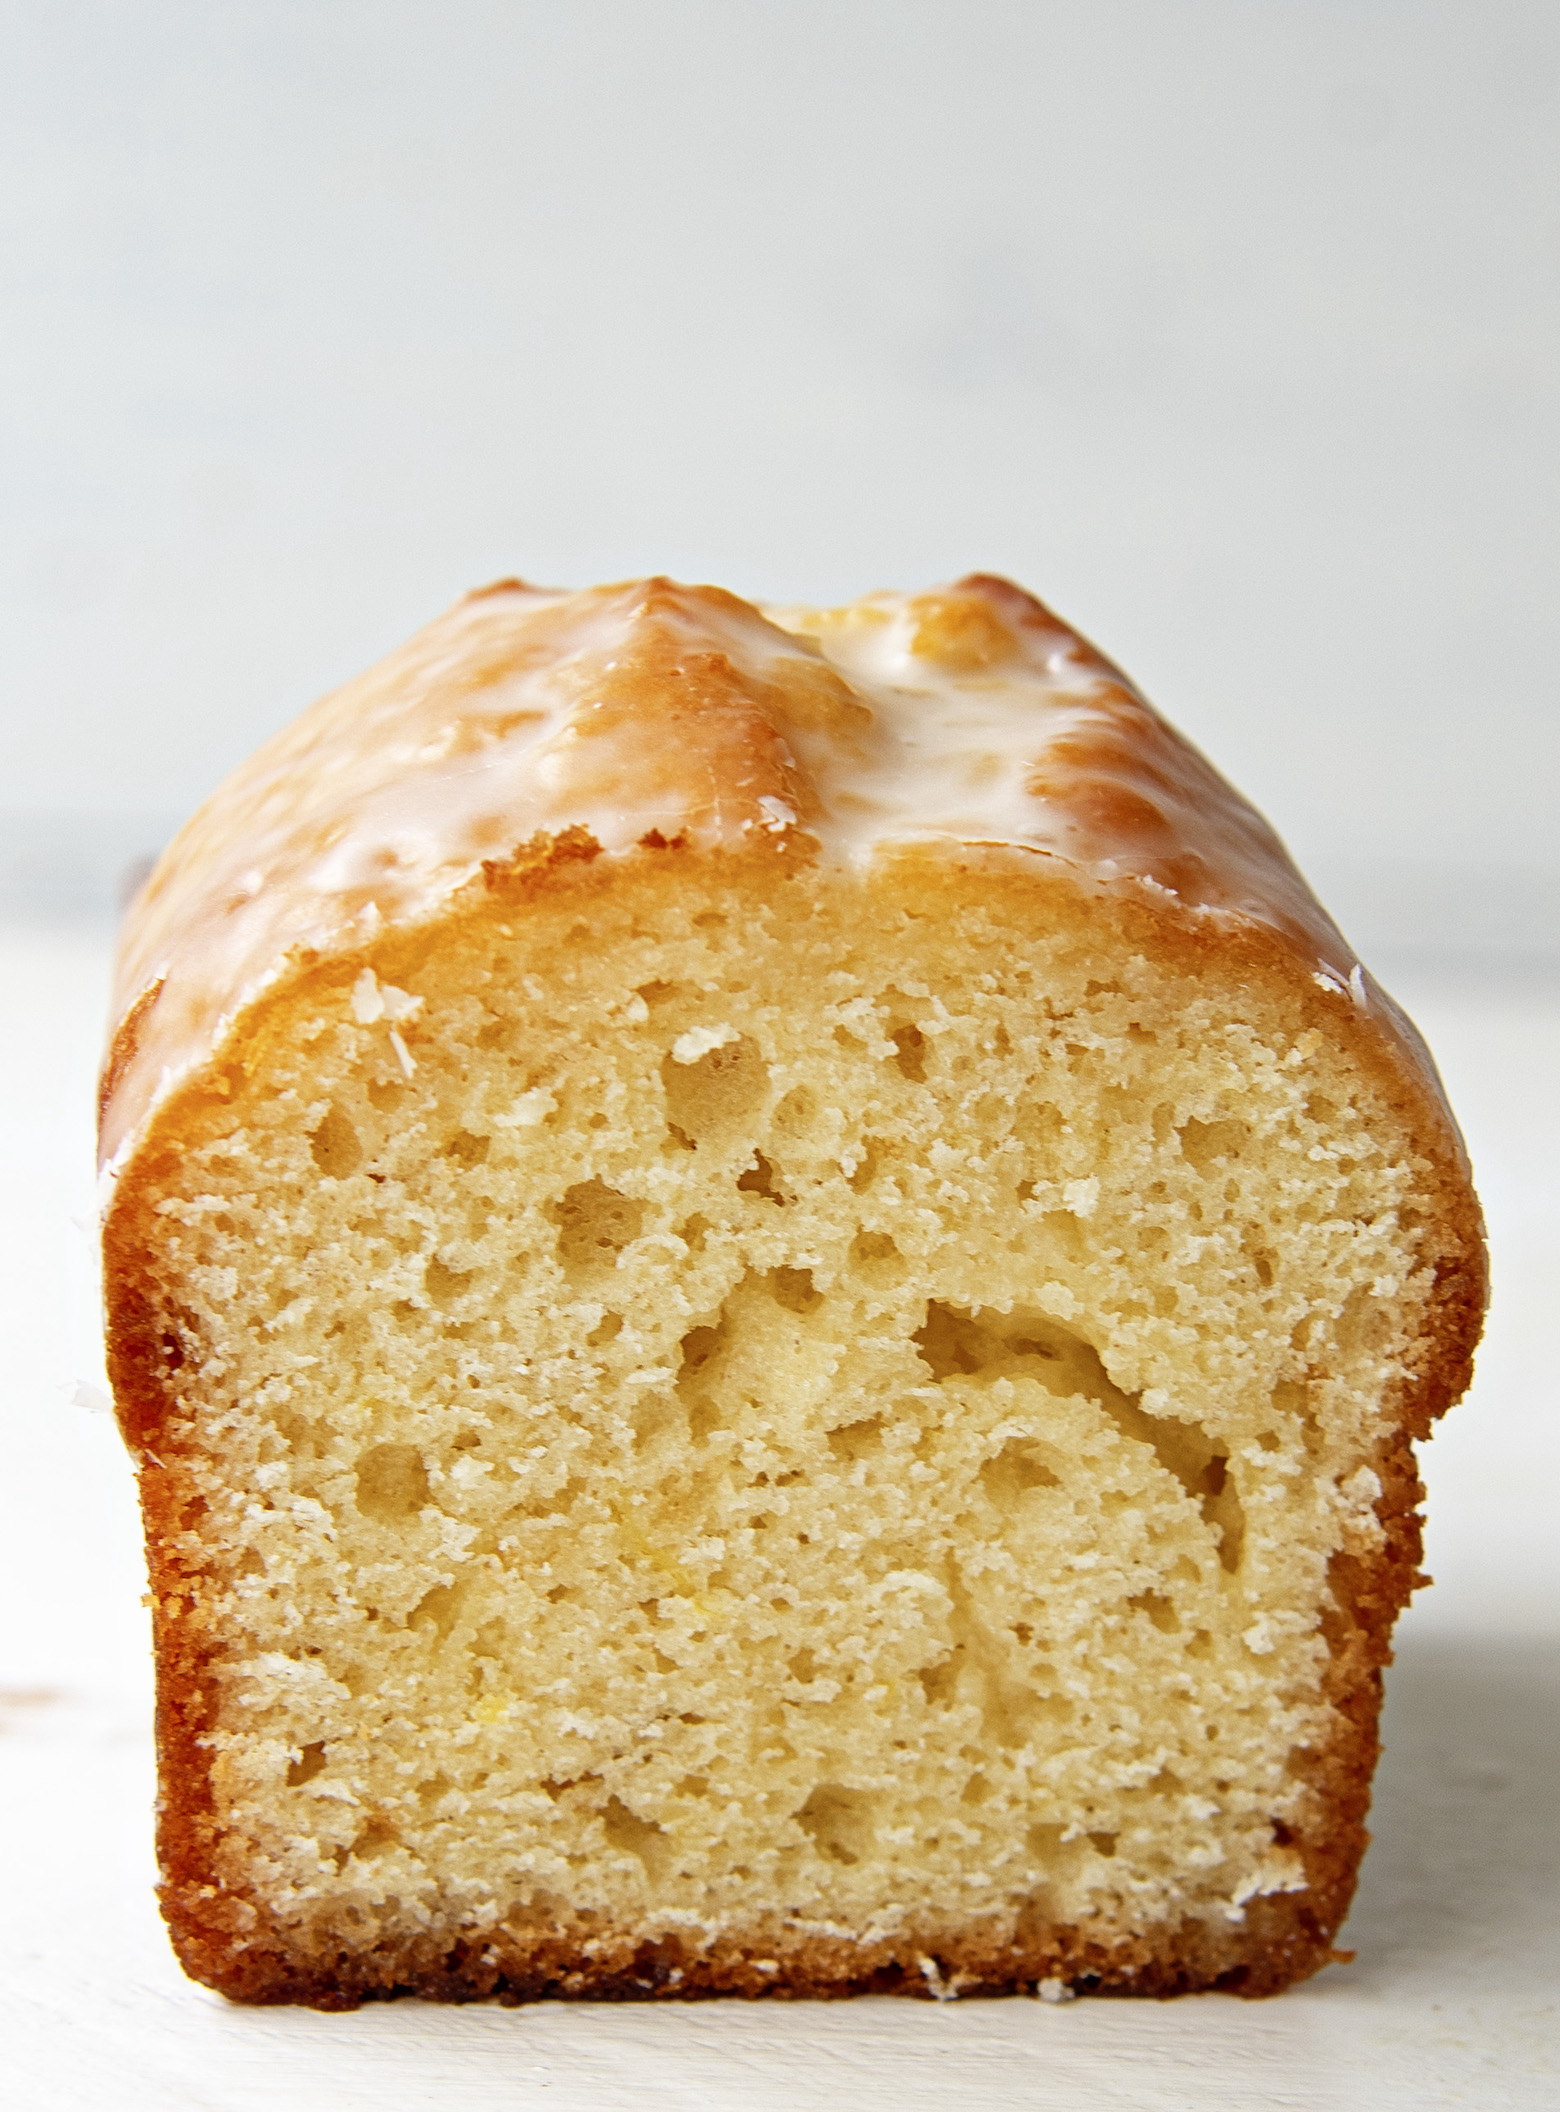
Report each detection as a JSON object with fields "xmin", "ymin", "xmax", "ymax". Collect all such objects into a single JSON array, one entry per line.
[{"xmin": 153, "ymin": 1884, "xmax": 1348, "ymax": 2009}]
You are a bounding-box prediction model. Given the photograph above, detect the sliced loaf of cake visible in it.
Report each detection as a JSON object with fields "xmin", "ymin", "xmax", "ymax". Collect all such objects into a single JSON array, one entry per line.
[{"xmin": 101, "ymin": 575, "xmax": 1484, "ymax": 2005}]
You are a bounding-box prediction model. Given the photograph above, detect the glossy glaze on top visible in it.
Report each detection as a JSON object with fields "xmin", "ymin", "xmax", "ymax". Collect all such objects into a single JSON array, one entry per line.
[{"xmin": 99, "ymin": 574, "xmax": 1388, "ymax": 1171}]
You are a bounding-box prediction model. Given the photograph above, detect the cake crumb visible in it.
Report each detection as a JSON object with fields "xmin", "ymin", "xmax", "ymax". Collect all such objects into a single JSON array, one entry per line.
[{"xmin": 671, "ymin": 1024, "xmax": 739, "ymax": 1063}]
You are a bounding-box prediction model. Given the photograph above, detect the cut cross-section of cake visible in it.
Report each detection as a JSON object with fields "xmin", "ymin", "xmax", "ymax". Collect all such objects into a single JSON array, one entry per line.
[{"xmin": 100, "ymin": 574, "xmax": 1485, "ymax": 2007}]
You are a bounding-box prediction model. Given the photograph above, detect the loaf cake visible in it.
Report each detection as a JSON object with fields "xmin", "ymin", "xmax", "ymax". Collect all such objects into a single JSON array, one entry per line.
[{"xmin": 100, "ymin": 573, "xmax": 1485, "ymax": 2007}]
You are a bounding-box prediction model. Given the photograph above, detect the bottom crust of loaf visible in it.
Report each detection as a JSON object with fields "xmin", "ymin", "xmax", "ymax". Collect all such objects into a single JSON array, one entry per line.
[{"xmin": 161, "ymin": 1889, "xmax": 1349, "ymax": 2010}]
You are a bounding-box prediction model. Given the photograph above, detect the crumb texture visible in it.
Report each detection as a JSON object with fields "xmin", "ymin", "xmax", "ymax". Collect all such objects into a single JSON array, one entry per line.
[{"xmin": 110, "ymin": 857, "xmax": 1469, "ymax": 2002}]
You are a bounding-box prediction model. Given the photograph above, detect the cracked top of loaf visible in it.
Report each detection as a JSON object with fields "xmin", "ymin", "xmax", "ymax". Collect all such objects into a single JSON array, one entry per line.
[{"xmin": 99, "ymin": 573, "xmax": 1443, "ymax": 1170}]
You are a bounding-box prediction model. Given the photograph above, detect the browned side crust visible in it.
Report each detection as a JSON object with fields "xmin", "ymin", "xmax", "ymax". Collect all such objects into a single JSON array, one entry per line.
[{"xmin": 104, "ymin": 844, "xmax": 1487, "ymax": 2008}]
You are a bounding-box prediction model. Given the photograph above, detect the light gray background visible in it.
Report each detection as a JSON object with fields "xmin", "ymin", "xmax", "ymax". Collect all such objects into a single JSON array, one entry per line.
[
  {"xmin": 2, "ymin": 9, "xmax": 1556, "ymax": 2103},
  {"xmin": 3, "ymin": 0, "xmax": 1558, "ymax": 954}
]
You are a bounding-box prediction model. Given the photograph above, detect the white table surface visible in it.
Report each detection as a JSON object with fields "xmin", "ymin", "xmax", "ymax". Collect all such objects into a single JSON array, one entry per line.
[{"xmin": 4, "ymin": 917, "xmax": 1556, "ymax": 2110}]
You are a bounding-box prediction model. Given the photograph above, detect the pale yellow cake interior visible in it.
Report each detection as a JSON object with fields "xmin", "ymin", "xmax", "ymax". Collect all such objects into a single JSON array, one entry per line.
[{"xmin": 139, "ymin": 856, "xmax": 1435, "ymax": 1979}]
